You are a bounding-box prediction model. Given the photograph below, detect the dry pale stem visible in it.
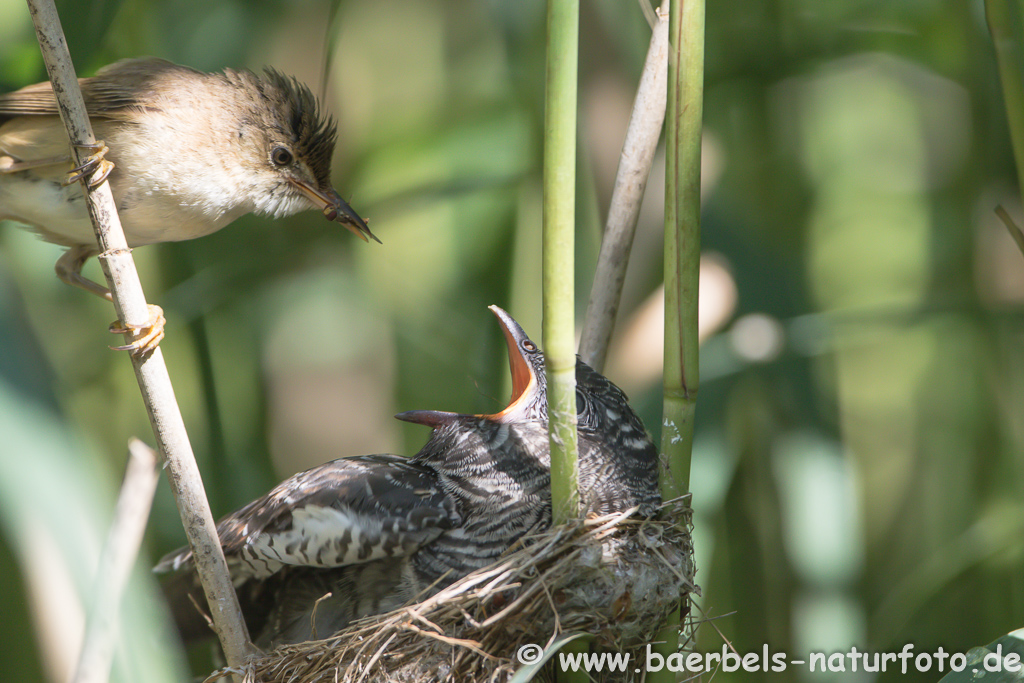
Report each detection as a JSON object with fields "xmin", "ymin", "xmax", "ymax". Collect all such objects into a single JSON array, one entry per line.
[
  {"xmin": 579, "ymin": 0, "xmax": 670, "ymax": 372},
  {"xmin": 24, "ymin": 0, "xmax": 254, "ymax": 669}
]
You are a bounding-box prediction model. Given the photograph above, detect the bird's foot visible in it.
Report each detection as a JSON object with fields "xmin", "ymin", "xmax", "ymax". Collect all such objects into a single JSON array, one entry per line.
[
  {"xmin": 109, "ymin": 304, "xmax": 165, "ymax": 356},
  {"xmin": 63, "ymin": 141, "xmax": 114, "ymax": 188}
]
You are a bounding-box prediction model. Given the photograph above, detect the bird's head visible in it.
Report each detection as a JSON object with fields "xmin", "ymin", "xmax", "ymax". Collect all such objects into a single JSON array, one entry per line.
[{"xmin": 229, "ymin": 67, "xmax": 378, "ymax": 243}]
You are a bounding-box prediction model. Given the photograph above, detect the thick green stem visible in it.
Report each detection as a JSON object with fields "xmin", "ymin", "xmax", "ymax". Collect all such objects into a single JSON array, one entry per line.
[
  {"xmin": 987, "ymin": 0, "xmax": 1024, "ymax": 205},
  {"xmin": 543, "ymin": 0, "xmax": 580, "ymax": 526},
  {"xmin": 652, "ymin": 0, "xmax": 703, "ymax": 678},
  {"xmin": 662, "ymin": 0, "xmax": 702, "ymax": 500}
]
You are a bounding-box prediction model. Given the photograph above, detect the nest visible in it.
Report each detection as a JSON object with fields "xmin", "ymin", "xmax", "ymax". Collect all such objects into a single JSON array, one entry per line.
[{"xmin": 227, "ymin": 498, "xmax": 695, "ymax": 683}]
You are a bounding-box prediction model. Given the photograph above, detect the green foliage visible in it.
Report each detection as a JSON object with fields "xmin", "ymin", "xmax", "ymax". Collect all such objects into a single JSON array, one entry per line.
[
  {"xmin": 0, "ymin": 356, "xmax": 186, "ymax": 683},
  {"xmin": 938, "ymin": 631, "xmax": 1024, "ymax": 683},
  {"xmin": 508, "ymin": 633, "xmax": 589, "ymax": 683},
  {"xmin": 2, "ymin": 0, "xmax": 1024, "ymax": 681}
]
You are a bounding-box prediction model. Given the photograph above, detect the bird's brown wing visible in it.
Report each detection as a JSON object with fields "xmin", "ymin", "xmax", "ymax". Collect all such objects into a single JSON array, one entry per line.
[
  {"xmin": 0, "ymin": 59, "xmax": 200, "ymax": 164},
  {"xmin": 154, "ymin": 454, "xmax": 460, "ymax": 582},
  {"xmin": 0, "ymin": 58, "xmax": 198, "ymax": 119},
  {"xmin": 0, "ymin": 116, "xmax": 122, "ymax": 173}
]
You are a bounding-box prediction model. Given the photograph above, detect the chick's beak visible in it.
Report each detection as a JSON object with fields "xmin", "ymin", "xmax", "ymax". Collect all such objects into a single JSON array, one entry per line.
[
  {"xmin": 483, "ymin": 305, "xmax": 539, "ymax": 423},
  {"xmin": 292, "ymin": 180, "xmax": 380, "ymax": 244},
  {"xmin": 395, "ymin": 409, "xmax": 460, "ymax": 427}
]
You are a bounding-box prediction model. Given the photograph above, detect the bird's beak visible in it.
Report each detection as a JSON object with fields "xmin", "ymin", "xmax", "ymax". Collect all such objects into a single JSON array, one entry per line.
[
  {"xmin": 482, "ymin": 305, "xmax": 539, "ymax": 423},
  {"xmin": 292, "ymin": 180, "xmax": 381, "ymax": 244}
]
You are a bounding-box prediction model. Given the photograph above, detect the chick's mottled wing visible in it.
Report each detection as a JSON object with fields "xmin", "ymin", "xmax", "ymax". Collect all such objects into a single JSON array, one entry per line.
[
  {"xmin": 155, "ymin": 454, "xmax": 460, "ymax": 583},
  {"xmin": 575, "ymin": 359, "xmax": 661, "ymax": 516}
]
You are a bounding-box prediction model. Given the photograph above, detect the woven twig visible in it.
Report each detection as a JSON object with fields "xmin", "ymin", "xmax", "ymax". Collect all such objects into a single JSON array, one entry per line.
[{"xmin": 234, "ymin": 499, "xmax": 695, "ymax": 683}]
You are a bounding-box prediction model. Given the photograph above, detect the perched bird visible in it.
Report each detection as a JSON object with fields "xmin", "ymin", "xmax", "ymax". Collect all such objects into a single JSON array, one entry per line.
[
  {"xmin": 156, "ymin": 306, "xmax": 659, "ymax": 647},
  {"xmin": 0, "ymin": 58, "xmax": 376, "ymax": 353}
]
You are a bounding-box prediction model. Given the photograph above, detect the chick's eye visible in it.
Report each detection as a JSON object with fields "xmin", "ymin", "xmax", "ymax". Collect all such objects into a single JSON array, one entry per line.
[
  {"xmin": 576, "ymin": 390, "xmax": 588, "ymax": 417},
  {"xmin": 271, "ymin": 147, "xmax": 294, "ymax": 166},
  {"xmin": 522, "ymin": 340, "xmax": 537, "ymax": 352}
]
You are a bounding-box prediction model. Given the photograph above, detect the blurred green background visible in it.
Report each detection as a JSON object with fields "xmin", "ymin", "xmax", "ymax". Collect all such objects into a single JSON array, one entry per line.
[{"xmin": 2, "ymin": 0, "xmax": 1023, "ymax": 681}]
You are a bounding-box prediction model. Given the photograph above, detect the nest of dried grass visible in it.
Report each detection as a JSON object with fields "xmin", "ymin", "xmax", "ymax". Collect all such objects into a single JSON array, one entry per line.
[{"xmin": 226, "ymin": 497, "xmax": 694, "ymax": 683}]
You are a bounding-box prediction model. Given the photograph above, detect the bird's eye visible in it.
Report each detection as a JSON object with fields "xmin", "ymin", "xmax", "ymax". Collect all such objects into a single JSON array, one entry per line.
[
  {"xmin": 271, "ymin": 147, "xmax": 294, "ymax": 166},
  {"xmin": 522, "ymin": 340, "xmax": 537, "ymax": 352}
]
